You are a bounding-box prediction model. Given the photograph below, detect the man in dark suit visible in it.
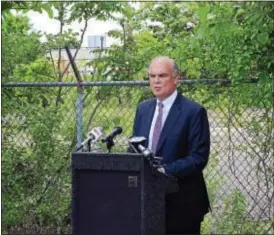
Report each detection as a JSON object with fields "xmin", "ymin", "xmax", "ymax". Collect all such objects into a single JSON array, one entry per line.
[{"xmin": 132, "ymin": 56, "xmax": 210, "ymax": 234}]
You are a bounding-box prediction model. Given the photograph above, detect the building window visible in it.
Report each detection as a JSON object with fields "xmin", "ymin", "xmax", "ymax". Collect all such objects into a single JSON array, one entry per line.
[{"xmin": 88, "ymin": 35, "xmax": 106, "ymax": 49}]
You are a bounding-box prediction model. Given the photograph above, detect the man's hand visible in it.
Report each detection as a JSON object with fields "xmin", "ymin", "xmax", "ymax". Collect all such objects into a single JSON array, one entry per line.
[
  {"xmin": 157, "ymin": 166, "xmax": 177, "ymax": 181},
  {"xmin": 157, "ymin": 167, "xmax": 166, "ymax": 174}
]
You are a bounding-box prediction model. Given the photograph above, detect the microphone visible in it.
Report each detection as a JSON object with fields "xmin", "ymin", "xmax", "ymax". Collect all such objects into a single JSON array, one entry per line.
[
  {"xmin": 137, "ymin": 144, "xmax": 154, "ymax": 159},
  {"xmin": 102, "ymin": 126, "xmax": 123, "ymax": 143},
  {"xmin": 136, "ymin": 144, "xmax": 176, "ymax": 180},
  {"xmin": 76, "ymin": 127, "xmax": 103, "ymax": 151},
  {"xmin": 137, "ymin": 144, "xmax": 162, "ymax": 168},
  {"xmin": 88, "ymin": 126, "xmax": 103, "ymax": 142},
  {"xmin": 128, "ymin": 136, "xmax": 146, "ymax": 153},
  {"xmin": 128, "ymin": 136, "xmax": 177, "ymax": 181}
]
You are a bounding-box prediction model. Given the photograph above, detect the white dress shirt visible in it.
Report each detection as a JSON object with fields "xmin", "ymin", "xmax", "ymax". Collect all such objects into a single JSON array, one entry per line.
[{"xmin": 148, "ymin": 90, "xmax": 178, "ymax": 151}]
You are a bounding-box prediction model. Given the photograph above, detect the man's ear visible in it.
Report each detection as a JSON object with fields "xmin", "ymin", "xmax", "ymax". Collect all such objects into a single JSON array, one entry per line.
[{"xmin": 174, "ymin": 75, "xmax": 179, "ymax": 85}]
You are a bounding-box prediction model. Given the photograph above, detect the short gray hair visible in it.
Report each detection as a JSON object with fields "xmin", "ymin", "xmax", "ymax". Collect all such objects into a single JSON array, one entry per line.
[{"xmin": 147, "ymin": 56, "xmax": 180, "ymax": 76}]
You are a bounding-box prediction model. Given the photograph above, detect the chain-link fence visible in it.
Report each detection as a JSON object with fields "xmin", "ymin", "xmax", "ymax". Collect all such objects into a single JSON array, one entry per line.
[{"xmin": 2, "ymin": 80, "xmax": 273, "ymax": 234}]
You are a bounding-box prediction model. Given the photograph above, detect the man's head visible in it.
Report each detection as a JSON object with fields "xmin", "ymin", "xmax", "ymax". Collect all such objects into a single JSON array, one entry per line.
[{"xmin": 147, "ymin": 56, "xmax": 179, "ymax": 101}]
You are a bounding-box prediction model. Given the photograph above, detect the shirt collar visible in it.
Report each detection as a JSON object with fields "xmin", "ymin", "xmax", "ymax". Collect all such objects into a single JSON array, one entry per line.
[{"xmin": 157, "ymin": 90, "xmax": 178, "ymax": 110}]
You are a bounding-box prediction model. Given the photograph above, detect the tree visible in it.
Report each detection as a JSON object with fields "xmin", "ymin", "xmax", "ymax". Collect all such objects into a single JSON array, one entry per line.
[
  {"xmin": 1, "ymin": 1, "xmax": 54, "ymax": 20},
  {"xmin": 1, "ymin": 13, "xmax": 45, "ymax": 81}
]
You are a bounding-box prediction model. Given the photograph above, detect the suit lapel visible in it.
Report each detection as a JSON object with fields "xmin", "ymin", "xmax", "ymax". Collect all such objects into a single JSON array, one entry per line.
[{"xmin": 156, "ymin": 94, "xmax": 182, "ymax": 154}]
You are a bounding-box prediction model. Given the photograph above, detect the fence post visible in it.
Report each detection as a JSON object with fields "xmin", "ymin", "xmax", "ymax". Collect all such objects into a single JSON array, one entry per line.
[
  {"xmin": 76, "ymin": 87, "xmax": 84, "ymax": 147},
  {"xmin": 65, "ymin": 46, "xmax": 84, "ymax": 148}
]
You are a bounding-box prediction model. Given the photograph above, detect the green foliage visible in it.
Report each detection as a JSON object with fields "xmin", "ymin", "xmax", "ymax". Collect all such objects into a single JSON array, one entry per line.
[
  {"xmin": 89, "ymin": 3, "xmax": 149, "ymax": 82},
  {"xmin": 2, "ymin": 86, "xmax": 75, "ymax": 233},
  {"xmin": 217, "ymin": 189, "xmax": 247, "ymax": 233},
  {"xmin": 1, "ymin": 1, "xmax": 54, "ymax": 20},
  {"xmin": 13, "ymin": 58, "xmax": 56, "ymax": 82},
  {"xmin": 205, "ymin": 188, "xmax": 272, "ymax": 234},
  {"xmin": 69, "ymin": 2, "xmax": 124, "ymax": 22},
  {"xmin": 1, "ymin": 13, "xmax": 45, "ymax": 81},
  {"xmin": 2, "ymin": 105, "xmax": 69, "ymax": 227}
]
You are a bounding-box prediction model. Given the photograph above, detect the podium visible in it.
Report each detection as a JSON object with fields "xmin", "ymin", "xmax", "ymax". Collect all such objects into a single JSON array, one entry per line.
[{"xmin": 71, "ymin": 152, "xmax": 169, "ymax": 235}]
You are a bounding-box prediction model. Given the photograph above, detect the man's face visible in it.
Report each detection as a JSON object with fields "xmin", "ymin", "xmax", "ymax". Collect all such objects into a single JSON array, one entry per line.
[{"xmin": 148, "ymin": 60, "xmax": 178, "ymax": 101}]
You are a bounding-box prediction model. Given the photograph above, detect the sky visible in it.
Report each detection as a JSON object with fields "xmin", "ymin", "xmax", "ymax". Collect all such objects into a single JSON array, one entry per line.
[{"xmin": 27, "ymin": 10, "xmax": 120, "ymax": 47}]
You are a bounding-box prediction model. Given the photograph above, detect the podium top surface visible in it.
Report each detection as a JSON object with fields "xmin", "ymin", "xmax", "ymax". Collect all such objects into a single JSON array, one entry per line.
[
  {"xmin": 72, "ymin": 152, "xmax": 143, "ymax": 157},
  {"xmin": 72, "ymin": 152, "xmax": 144, "ymax": 171}
]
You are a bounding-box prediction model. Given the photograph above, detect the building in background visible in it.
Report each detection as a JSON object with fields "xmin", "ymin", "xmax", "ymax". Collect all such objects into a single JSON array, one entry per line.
[
  {"xmin": 88, "ymin": 35, "xmax": 106, "ymax": 49},
  {"xmin": 48, "ymin": 35, "xmax": 107, "ymax": 76}
]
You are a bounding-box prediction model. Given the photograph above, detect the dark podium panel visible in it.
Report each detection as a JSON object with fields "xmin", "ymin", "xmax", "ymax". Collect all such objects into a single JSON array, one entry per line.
[{"xmin": 72, "ymin": 152, "xmax": 168, "ymax": 235}]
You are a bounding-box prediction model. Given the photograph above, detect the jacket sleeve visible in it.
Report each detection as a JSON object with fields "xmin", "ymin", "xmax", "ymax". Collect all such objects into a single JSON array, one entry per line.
[
  {"xmin": 127, "ymin": 105, "xmax": 140, "ymax": 153},
  {"xmin": 132, "ymin": 105, "xmax": 140, "ymax": 137},
  {"xmin": 164, "ymin": 107, "xmax": 210, "ymax": 177}
]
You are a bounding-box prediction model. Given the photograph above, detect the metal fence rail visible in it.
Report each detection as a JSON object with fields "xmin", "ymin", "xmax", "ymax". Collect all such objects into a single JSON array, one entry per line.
[
  {"xmin": 1, "ymin": 80, "xmax": 273, "ymax": 234},
  {"xmin": 2, "ymin": 78, "xmax": 258, "ymax": 87}
]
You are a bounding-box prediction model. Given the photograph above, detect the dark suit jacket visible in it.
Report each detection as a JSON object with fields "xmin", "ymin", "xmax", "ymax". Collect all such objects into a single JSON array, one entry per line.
[{"xmin": 132, "ymin": 93, "xmax": 210, "ymax": 222}]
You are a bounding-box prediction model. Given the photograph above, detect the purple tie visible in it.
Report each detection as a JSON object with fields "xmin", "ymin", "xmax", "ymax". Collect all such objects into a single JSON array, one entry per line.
[{"xmin": 152, "ymin": 102, "xmax": 164, "ymax": 154}]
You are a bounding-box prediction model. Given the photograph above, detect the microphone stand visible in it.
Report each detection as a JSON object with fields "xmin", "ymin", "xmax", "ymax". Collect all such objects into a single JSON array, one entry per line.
[
  {"xmin": 128, "ymin": 137, "xmax": 176, "ymax": 180},
  {"xmin": 87, "ymin": 139, "xmax": 92, "ymax": 152},
  {"xmin": 128, "ymin": 141, "xmax": 139, "ymax": 154},
  {"xmin": 138, "ymin": 144, "xmax": 177, "ymax": 180},
  {"xmin": 104, "ymin": 139, "xmax": 114, "ymax": 153},
  {"xmin": 76, "ymin": 144, "xmax": 84, "ymax": 152},
  {"xmin": 76, "ymin": 137, "xmax": 93, "ymax": 152}
]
